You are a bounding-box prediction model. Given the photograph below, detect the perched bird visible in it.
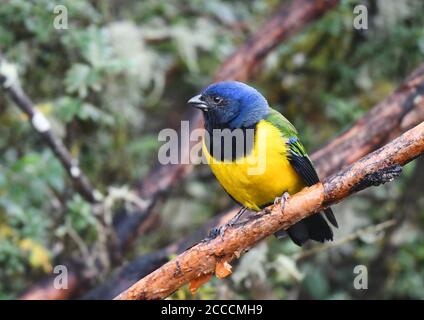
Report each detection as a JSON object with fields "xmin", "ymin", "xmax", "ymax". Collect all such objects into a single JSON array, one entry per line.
[{"xmin": 188, "ymin": 81, "xmax": 337, "ymax": 246}]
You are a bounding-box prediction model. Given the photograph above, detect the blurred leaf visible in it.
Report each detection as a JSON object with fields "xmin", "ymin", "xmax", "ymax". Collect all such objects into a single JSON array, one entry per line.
[{"xmin": 19, "ymin": 238, "xmax": 52, "ymax": 273}]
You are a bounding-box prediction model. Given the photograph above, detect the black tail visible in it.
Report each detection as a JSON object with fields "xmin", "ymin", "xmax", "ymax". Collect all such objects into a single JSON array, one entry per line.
[{"xmin": 285, "ymin": 210, "xmax": 336, "ymax": 246}]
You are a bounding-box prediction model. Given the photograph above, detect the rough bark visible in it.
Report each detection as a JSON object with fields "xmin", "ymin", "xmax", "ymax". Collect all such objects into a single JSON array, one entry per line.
[
  {"xmin": 115, "ymin": 121, "xmax": 424, "ymax": 300},
  {"xmin": 19, "ymin": 0, "xmax": 339, "ymax": 300},
  {"xmin": 83, "ymin": 209, "xmax": 236, "ymax": 299},
  {"xmin": 19, "ymin": 62, "xmax": 424, "ymax": 299},
  {"xmin": 85, "ymin": 62, "xmax": 424, "ymax": 298},
  {"xmin": 123, "ymin": 0, "xmax": 340, "ymax": 248},
  {"xmin": 312, "ymin": 64, "xmax": 424, "ymax": 177}
]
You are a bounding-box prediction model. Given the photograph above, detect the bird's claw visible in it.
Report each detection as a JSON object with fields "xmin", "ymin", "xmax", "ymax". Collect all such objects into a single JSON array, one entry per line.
[
  {"xmin": 218, "ymin": 217, "xmax": 239, "ymax": 238},
  {"xmin": 204, "ymin": 207, "xmax": 253, "ymax": 241},
  {"xmin": 205, "ymin": 213, "xmax": 245, "ymax": 241},
  {"xmin": 202, "ymin": 226, "xmax": 220, "ymax": 242},
  {"xmin": 274, "ymin": 192, "xmax": 290, "ymax": 214},
  {"xmin": 204, "ymin": 222, "xmax": 232, "ymax": 241},
  {"xmin": 219, "ymin": 224, "xmax": 229, "ymax": 239},
  {"xmin": 263, "ymin": 207, "xmax": 272, "ymax": 215}
]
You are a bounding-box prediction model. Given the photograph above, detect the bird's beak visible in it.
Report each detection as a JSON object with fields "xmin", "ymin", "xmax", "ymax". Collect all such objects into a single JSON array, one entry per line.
[{"xmin": 188, "ymin": 95, "xmax": 209, "ymax": 111}]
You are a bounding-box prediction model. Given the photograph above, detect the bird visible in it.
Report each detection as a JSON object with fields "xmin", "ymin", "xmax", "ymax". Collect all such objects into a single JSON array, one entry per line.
[{"xmin": 187, "ymin": 81, "xmax": 338, "ymax": 246}]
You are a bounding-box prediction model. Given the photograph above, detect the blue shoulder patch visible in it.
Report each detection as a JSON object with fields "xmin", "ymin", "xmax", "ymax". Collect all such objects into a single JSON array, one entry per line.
[{"xmin": 288, "ymin": 137, "xmax": 298, "ymax": 145}]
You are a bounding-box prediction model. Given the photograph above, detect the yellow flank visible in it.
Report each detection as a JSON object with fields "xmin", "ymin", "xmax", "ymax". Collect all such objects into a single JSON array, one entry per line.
[{"xmin": 203, "ymin": 120, "xmax": 305, "ymax": 211}]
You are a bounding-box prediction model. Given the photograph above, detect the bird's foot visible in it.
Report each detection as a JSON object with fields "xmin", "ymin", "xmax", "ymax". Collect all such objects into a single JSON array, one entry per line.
[
  {"xmin": 204, "ymin": 224, "xmax": 231, "ymax": 241},
  {"xmin": 203, "ymin": 226, "xmax": 221, "ymax": 242},
  {"xmin": 263, "ymin": 207, "xmax": 272, "ymax": 215},
  {"xmin": 219, "ymin": 207, "xmax": 249, "ymax": 238},
  {"xmin": 227, "ymin": 207, "xmax": 248, "ymax": 226},
  {"xmin": 219, "ymin": 224, "xmax": 230, "ymax": 239},
  {"xmin": 204, "ymin": 207, "xmax": 250, "ymax": 241},
  {"xmin": 274, "ymin": 192, "xmax": 290, "ymax": 214}
]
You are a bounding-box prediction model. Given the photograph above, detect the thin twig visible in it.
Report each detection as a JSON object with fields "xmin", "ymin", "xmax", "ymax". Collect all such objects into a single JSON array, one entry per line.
[{"xmin": 0, "ymin": 55, "xmax": 100, "ymax": 203}]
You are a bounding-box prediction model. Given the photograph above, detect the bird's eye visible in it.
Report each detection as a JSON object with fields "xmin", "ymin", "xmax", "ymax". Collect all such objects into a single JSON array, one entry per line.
[{"xmin": 213, "ymin": 96, "xmax": 223, "ymax": 105}]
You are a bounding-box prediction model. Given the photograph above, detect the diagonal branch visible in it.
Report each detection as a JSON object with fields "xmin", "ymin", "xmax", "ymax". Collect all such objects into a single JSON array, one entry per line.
[
  {"xmin": 312, "ymin": 64, "xmax": 424, "ymax": 177},
  {"xmin": 18, "ymin": 0, "xmax": 340, "ymax": 300},
  {"xmin": 81, "ymin": 62, "xmax": 424, "ymax": 299},
  {"xmin": 126, "ymin": 0, "xmax": 340, "ymax": 246},
  {"xmin": 0, "ymin": 55, "xmax": 100, "ymax": 203},
  {"xmin": 215, "ymin": 0, "xmax": 340, "ymax": 81},
  {"xmin": 114, "ymin": 121, "xmax": 424, "ymax": 300},
  {"xmin": 84, "ymin": 62, "xmax": 424, "ymax": 299}
]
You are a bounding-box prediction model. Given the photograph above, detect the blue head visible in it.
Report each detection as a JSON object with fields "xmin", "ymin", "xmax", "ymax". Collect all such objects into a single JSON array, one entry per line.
[{"xmin": 188, "ymin": 81, "xmax": 269, "ymax": 131}]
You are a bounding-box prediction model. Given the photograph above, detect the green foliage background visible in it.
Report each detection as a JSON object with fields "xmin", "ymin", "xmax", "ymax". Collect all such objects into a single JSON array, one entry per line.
[{"xmin": 1, "ymin": 0, "xmax": 424, "ymax": 299}]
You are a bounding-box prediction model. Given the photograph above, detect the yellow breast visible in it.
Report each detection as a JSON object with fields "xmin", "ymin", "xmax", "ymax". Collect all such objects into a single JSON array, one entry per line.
[{"xmin": 203, "ymin": 120, "xmax": 305, "ymax": 211}]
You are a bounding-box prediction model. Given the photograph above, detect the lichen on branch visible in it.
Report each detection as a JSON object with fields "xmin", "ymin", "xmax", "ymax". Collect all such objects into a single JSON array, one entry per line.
[{"xmin": 115, "ymin": 121, "xmax": 424, "ymax": 300}]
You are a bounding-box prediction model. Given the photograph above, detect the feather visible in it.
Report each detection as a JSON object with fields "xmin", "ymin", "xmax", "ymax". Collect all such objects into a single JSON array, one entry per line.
[{"xmin": 287, "ymin": 137, "xmax": 338, "ymax": 228}]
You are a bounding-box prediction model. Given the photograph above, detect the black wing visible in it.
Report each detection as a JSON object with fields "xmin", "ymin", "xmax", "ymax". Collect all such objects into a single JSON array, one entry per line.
[{"xmin": 287, "ymin": 137, "xmax": 338, "ymax": 228}]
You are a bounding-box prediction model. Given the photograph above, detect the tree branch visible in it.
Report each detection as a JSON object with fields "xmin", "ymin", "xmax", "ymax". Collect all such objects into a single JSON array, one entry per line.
[
  {"xmin": 215, "ymin": 0, "xmax": 340, "ymax": 81},
  {"xmin": 83, "ymin": 208, "xmax": 236, "ymax": 299},
  {"xmin": 85, "ymin": 62, "xmax": 424, "ymax": 299},
  {"xmin": 312, "ymin": 64, "xmax": 424, "ymax": 177},
  {"xmin": 125, "ymin": 0, "xmax": 340, "ymax": 248},
  {"xmin": 114, "ymin": 121, "xmax": 424, "ymax": 300},
  {"xmin": 0, "ymin": 55, "xmax": 100, "ymax": 203},
  {"xmin": 19, "ymin": 0, "xmax": 339, "ymax": 300}
]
